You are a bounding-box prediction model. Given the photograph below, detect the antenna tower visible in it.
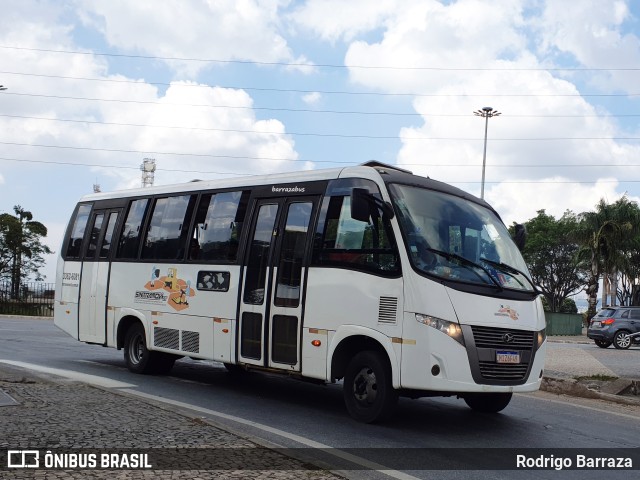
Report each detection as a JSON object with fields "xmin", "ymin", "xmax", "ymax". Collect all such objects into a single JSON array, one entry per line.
[{"xmin": 141, "ymin": 158, "xmax": 156, "ymax": 187}]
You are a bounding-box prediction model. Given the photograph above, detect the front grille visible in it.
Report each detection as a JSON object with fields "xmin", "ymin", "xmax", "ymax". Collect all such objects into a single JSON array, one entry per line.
[
  {"xmin": 471, "ymin": 326, "xmax": 534, "ymax": 349},
  {"xmin": 465, "ymin": 325, "xmax": 536, "ymax": 384},
  {"xmin": 479, "ymin": 361, "xmax": 530, "ymax": 381}
]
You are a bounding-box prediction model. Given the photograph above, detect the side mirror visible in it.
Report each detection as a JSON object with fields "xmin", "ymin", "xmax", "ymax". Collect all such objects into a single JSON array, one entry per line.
[
  {"xmin": 513, "ymin": 223, "xmax": 526, "ymax": 251},
  {"xmin": 350, "ymin": 188, "xmax": 395, "ymax": 222},
  {"xmin": 350, "ymin": 188, "xmax": 371, "ymax": 222}
]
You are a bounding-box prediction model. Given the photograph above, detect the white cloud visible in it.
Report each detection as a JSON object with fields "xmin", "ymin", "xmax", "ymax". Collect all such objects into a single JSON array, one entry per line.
[
  {"xmin": 0, "ymin": 1, "xmax": 306, "ymax": 197},
  {"xmin": 302, "ymin": 92, "xmax": 321, "ymax": 105},
  {"xmin": 75, "ymin": 0, "xmax": 307, "ymax": 77},
  {"xmin": 293, "ymin": 0, "xmax": 640, "ymax": 222},
  {"xmin": 486, "ymin": 178, "xmax": 640, "ymax": 227},
  {"xmin": 290, "ymin": 0, "xmax": 397, "ymax": 42},
  {"xmin": 343, "ymin": 0, "xmax": 528, "ymax": 92},
  {"xmin": 536, "ymin": 0, "xmax": 640, "ymax": 93}
]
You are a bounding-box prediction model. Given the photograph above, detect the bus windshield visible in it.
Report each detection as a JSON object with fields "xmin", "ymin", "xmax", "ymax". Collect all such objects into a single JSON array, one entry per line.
[{"xmin": 388, "ymin": 183, "xmax": 534, "ymax": 292}]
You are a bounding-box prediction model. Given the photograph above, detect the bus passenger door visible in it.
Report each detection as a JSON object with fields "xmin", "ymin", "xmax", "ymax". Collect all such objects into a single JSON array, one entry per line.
[
  {"xmin": 78, "ymin": 209, "xmax": 120, "ymax": 344},
  {"xmin": 238, "ymin": 197, "xmax": 317, "ymax": 371}
]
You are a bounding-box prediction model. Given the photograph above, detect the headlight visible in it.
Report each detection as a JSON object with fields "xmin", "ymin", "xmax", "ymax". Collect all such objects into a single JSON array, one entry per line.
[
  {"xmin": 536, "ymin": 328, "xmax": 546, "ymax": 350},
  {"xmin": 416, "ymin": 313, "xmax": 464, "ymax": 346}
]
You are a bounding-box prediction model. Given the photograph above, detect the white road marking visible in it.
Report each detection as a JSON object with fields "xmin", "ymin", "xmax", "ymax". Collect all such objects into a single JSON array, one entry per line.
[
  {"xmin": 0, "ymin": 359, "xmax": 419, "ymax": 480},
  {"xmin": 518, "ymin": 392, "xmax": 640, "ymax": 421},
  {"xmin": 0, "ymin": 360, "xmax": 135, "ymax": 389},
  {"xmin": 122, "ymin": 389, "xmax": 420, "ymax": 480}
]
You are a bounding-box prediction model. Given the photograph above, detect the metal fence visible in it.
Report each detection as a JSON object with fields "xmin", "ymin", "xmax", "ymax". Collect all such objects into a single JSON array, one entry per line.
[{"xmin": 0, "ymin": 281, "xmax": 55, "ymax": 317}]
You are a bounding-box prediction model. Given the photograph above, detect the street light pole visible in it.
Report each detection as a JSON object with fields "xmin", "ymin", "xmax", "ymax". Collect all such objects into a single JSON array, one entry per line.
[{"xmin": 473, "ymin": 106, "xmax": 501, "ymax": 199}]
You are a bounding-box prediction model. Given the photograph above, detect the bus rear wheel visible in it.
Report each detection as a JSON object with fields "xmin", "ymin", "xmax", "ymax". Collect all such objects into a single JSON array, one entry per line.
[
  {"xmin": 124, "ymin": 323, "xmax": 157, "ymax": 374},
  {"xmin": 343, "ymin": 351, "xmax": 398, "ymax": 423},
  {"xmin": 153, "ymin": 352, "xmax": 178, "ymax": 375},
  {"xmin": 463, "ymin": 392, "xmax": 512, "ymax": 413}
]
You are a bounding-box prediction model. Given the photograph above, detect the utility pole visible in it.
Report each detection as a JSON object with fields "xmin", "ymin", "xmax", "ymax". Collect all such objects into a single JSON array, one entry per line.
[{"xmin": 473, "ymin": 106, "xmax": 501, "ymax": 199}]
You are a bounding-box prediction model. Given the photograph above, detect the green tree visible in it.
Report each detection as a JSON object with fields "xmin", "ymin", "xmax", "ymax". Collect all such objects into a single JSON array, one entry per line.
[
  {"xmin": 617, "ymin": 237, "xmax": 640, "ymax": 305},
  {"xmin": 541, "ymin": 296, "xmax": 578, "ymax": 314},
  {"xmin": 517, "ymin": 210, "xmax": 585, "ymax": 313},
  {"xmin": 575, "ymin": 197, "xmax": 640, "ymax": 319},
  {"xmin": 0, "ymin": 205, "xmax": 52, "ymax": 297}
]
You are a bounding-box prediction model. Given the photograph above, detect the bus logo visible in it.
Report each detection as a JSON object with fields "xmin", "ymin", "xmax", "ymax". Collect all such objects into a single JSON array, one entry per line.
[
  {"xmin": 502, "ymin": 333, "xmax": 515, "ymax": 343},
  {"xmin": 495, "ymin": 305, "xmax": 519, "ymax": 321}
]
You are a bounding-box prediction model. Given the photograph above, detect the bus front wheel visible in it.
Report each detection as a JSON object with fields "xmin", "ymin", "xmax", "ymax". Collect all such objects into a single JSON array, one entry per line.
[
  {"xmin": 343, "ymin": 351, "xmax": 398, "ymax": 423},
  {"xmin": 463, "ymin": 392, "xmax": 512, "ymax": 413}
]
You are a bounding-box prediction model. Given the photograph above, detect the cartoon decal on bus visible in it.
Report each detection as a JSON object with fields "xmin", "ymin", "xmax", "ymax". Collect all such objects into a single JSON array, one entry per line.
[{"xmin": 143, "ymin": 266, "xmax": 195, "ymax": 312}]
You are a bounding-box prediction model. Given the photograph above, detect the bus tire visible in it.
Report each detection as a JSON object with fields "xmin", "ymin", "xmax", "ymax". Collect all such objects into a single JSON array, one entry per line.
[
  {"xmin": 223, "ymin": 363, "xmax": 246, "ymax": 375},
  {"xmin": 123, "ymin": 323, "xmax": 156, "ymax": 374},
  {"xmin": 153, "ymin": 353, "xmax": 179, "ymax": 375},
  {"xmin": 343, "ymin": 350, "xmax": 398, "ymax": 423},
  {"xmin": 463, "ymin": 392, "xmax": 512, "ymax": 413}
]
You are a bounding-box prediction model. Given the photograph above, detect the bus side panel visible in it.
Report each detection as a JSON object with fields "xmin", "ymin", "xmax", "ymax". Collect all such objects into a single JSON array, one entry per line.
[
  {"xmin": 107, "ymin": 262, "xmax": 240, "ymax": 359},
  {"xmin": 54, "ymin": 260, "xmax": 82, "ymax": 339},
  {"xmin": 301, "ymin": 328, "xmax": 328, "ymax": 380},
  {"xmin": 302, "ymin": 267, "xmax": 403, "ymax": 384}
]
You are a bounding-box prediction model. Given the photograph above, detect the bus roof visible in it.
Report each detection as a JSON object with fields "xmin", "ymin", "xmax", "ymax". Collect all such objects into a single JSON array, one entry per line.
[{"xmin": 77, "ymin": 161, "xmax": 494, "ymax": 214}]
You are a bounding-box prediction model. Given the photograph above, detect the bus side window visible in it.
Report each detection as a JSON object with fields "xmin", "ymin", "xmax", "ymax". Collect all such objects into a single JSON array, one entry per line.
[
  {"xmin": 99, "ymin": 212, "xmax": 119, "ymax": 259},
  {"xmin": 117, "ymin": 199, "xmax": 149, "ymax": 259},
  {"xmin": 193, "ymin": 190, "xmax": 250, "ymax": 263},
  {"xmin": 312, "ymin": 183, "xmax": 399, "ymax": 275},
  {"xmin": 85, "ymin": 213, "xmax": 105, "ymax": 259},
  {"xmin": 65, "ymin": 204, "xmax": 92, "ymax": 259},
  {"xmin": 141, "ymin": 195, "xmax": 196, "ymax": 260}
]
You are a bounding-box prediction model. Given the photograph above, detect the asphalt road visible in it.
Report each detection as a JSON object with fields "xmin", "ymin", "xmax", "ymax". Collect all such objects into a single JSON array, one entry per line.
[{"xmin": 1, "ymin": 317, "xmax": 639, "ymax": 480}]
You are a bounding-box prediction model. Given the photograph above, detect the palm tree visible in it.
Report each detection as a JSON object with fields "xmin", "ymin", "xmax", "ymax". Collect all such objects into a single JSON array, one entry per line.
[{"xmin": 575, "ymin": 197, "xmax": 640, "ymax": 319}]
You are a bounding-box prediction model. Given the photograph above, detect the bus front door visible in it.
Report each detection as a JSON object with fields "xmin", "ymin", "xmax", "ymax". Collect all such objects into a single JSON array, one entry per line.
[
  {"xmin": 78, "ymin": 209, "xmax": 120, "ymax": 344},
  {"xmin": 238, "ymin": 197, "xmax": 317, "ymax": 371}
]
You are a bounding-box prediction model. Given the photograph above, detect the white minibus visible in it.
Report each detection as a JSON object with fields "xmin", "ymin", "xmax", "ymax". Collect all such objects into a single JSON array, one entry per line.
[{"xmin": 55, "ymin": 162, "xmax": 546, "ymax": 422}]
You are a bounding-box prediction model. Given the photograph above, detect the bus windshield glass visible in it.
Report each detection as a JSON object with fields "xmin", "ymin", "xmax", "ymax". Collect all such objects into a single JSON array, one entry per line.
[{"xmin": 388, "ymin": 183, "xmax": 534, "ymax": 292}]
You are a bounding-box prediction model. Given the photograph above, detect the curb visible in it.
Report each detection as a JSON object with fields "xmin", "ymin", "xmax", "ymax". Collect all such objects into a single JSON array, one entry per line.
[{"xmin": 541, "ymin": 375, "xmax": 640, "ymax": 406}]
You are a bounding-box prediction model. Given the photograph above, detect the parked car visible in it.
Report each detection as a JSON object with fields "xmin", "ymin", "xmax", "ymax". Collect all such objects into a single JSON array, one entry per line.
[{"xmin": 587, "ymin": 306, "xmax": 640, "ymax": 349}]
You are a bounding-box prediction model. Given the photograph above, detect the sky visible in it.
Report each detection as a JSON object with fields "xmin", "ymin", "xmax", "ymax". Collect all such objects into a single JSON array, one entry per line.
[{"xmin": 2, "ymin": 0, "xmax": 640, "ymax": 282}]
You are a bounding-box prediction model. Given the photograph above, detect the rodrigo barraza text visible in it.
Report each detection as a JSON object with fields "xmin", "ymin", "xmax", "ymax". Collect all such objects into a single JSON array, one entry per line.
[{"xmin": 516, "ymin": 454, "xmax": 633, "ymax": 470}]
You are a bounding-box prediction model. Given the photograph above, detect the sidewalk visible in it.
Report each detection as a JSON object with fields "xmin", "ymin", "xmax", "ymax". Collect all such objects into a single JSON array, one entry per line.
[
  {"xmin": 543, "ymin": 332, "xmax": 640, "ymax": 405},
  {"xmin": 0, "ymin": 363, "xmax": 344, "ymax": 479}
]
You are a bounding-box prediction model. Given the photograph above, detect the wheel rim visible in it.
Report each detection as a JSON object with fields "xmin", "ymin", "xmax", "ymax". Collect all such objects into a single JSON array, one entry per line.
[
  {"xmin": 616, "ymin": 333, "xmax": 631, "ymax": 348},
  {"xmin": 353, "ymin": 367, "xmax": 377, "ymax": 406},
  {"xmin": 128, "ymin": 332, "xmax": 145, "ymax": 365}
]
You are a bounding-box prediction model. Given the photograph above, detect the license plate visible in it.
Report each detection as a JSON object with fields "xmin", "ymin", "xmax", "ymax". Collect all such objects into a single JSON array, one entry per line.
[
  {"xmin": 496, "ymin": 351, "xmax": 520, "ymax": 364},
  {"xmin": 592, "ymin": 321, "xmax": 601, "ymax": 328}
]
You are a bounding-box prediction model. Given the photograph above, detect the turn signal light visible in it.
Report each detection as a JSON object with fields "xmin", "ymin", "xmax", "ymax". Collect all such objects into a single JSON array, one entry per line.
[{"xmin": 311, "ymin": 340, "xmax": 321, "ymax": 347}]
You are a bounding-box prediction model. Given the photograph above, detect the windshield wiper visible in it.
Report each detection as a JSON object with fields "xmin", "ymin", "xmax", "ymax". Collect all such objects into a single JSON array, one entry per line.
[
  {"xmin": 479, "ymin": 257, "xmax": 540, "ymax": 293},
  {"xmin": 427, "ymin": 248, "xmax": 503, "ymax": 291}
]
